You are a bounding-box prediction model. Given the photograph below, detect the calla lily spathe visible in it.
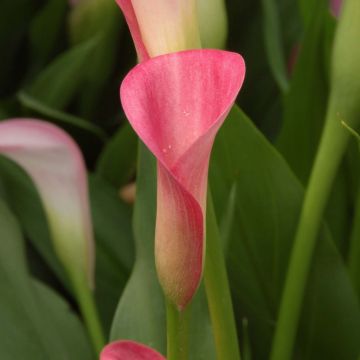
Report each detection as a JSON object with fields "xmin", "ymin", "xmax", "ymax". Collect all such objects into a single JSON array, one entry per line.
[
  {"xmin": 115, "ymin": 0, "xmax": 201, "ymax": 60},
  {"xmin": 0, "ymin": 119, "xmax": 94, "ymax": 288},
  {"xmin": 120, "ymin": 49, "xmax": 245, "ymax": 308},
  {"xmin": 101, "ymin": 340, "xmax": 165, "ymax": 360}
]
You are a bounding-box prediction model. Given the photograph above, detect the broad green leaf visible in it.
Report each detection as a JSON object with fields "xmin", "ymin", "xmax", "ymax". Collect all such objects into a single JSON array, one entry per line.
[
  {"xmin": 210, "ymin": 106, "xmax": 360, "ymax": 359},
  {"xmin": 342, "ymin": 122, "xmax": 360, "ymax": 299},
  {"xmin": 0, "ymin": 198, "xmax": 93, "ymax": 359},
  {"xmin": 0, "ymin": 158, "xmax": 134, "ymax": 333},
  {"xmin": 0, "ymin": 156, "xmax": 67, "ymax": 286},
  {"xmin": 298, "ymin": 0, "xmax": 329, "ymax": 27},
  {"xmin": 276, "ymin": 2, "xmax": 331, "ymax": 182},
  {"xmin": 89, "ymin": 175, "xmax": 134, "ymax": 332},
  {"xmin": 226, "ymin": 0, "xmax": 300, "ymax": 137},
  {"xmin": 276, "ymin": 3, "xmax": 349, "ymax": 253},
  {"xmin": 109, "ymin": 143, "xmax": 166, "ymax": 350},
  {"xmin": 260, "ymin": 0, "xmax": 289, "ymax": 91},
  {"xmin": 22, "ymin": 37, "xmax": 99, "ymax": 109},
  {"xmin": 29, "ymin": 0, "xmax": 67, "ymax": 73},
  {"xmin": 0, "ymin": 0, "xmax": 35, "ymax": 96},
  {"xmin": 69, "ymin": 0, "xmax": 123, "ymax": 119},
  {"xmin": 96, "ymin": 123, "xmax": 138, "ymax": 188},
  {"xmin": 18, "ymin": 91, "xmax": 107, "ymax": 140},
  {"xmin": 349, "ymin": 190, "xmax": 360, "ymax": 300},
  {"xmin": 110, "ymin": 142, "xmax": 216, "ymax": 359}
]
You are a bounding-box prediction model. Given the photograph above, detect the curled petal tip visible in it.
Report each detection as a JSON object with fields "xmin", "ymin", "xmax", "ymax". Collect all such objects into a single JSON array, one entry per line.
[
  {"xmin": 100, "ymin": 340, "xmax": 165, "ymax": 360},
  {"xmin": 120, "ymin": 49, "xmax": 245, "ymax": 307}
]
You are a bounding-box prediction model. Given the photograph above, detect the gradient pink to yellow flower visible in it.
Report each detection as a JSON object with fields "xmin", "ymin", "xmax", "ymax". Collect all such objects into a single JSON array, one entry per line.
[{"xmin": 120, "ymin": 49, "xmax": 245, "ymax": 308}]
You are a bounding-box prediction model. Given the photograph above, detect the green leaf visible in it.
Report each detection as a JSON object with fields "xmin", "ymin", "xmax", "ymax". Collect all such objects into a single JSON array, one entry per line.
[
  {"xmin": 0, "ymin": 198, "xmax": 93, "ymax": 359},
  {"xmin": 89, "ymin": 175, "xmax": 134, "ymax": 332},
  {"xmin": 260, "ymin": 0, "xmax": 289, "ymax": 91},
  {"xmin": 226, "ymin": 0, "xmax": 300, "ymax": 136},
  {"xmin": 210, "ymin": 106, "xmax": 360, "ymax": 359},
  {"xmin": 276, "ymin": 2, "xmax": 331, "ymax": 182},
  {"xmin": 0, "ymin": 0, "xmax": 36, "ymax": 96},
  {"xmin": 69, "ymin": 0, "xmax": 123, "ymax": 119},
  {"xmin": 0, "ymin": 156, "xmax": 68, "ymax": 287},
  {"xmin": 23, "ymin": 37, "xmax": 99, "ymax": 109},
  {"xmin": 0, "ymin": 157, "xmax": 134, "ymax": 333},
  {"xmin": 96, "ymin": 123, "xmax": 138, "ymax": 187},
  {"xmin": 18, "ymin": 91, "xmax": 107, "ymax": 141},
  {"xmin": 109, "ymin": 143, "xmax": 166, "ymax": 350},
  {"xmin": 29, "ymin": 0, "xmax": 67, "ymax": 73},
  {"xmin": 275, "ymin": 3, "xmax": 350, "ymax": 253},
  {"xmin": 110, "ymin": 142, "xmax": 216, "ymax": 359},
  {"xmin": 342, "ymin": 122, "xmax": 360, "ymax": 300}
]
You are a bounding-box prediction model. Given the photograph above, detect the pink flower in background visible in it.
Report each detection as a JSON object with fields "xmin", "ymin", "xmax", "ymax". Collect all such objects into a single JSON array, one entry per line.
[
  {"xmin": 100, "ymin": 340, "xmax": 165, "ymax": 360},
  {"xmin": 330, "ymin": 0, "xmax": 343, "ymax": 17},
  {"xmin": 0, "ymin": 119, "xmax": 94, "ymax": 288},
  {"xmin": 120, "ymin": 49, "xmax": 245, "ymax": 308},
  {"xmin": 115, "ymin": 0, "xmax": 201, "ymax": 60}
]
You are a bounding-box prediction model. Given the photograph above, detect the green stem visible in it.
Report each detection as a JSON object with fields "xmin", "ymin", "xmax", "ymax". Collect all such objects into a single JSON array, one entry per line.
[
  {"xmin": 166, "ymin": 301, "xmax": 190, "ymax": 360},
  {"xmin": 204, "ymin": 191, "xmax": 241, "ymax": 360},
  {"xmin": 270, "ymin": 113, "xmax": 349, "ymax": 360},
  {"xmin": 72, "ymin": 275, "xmax": 105, "ymax": 355}
]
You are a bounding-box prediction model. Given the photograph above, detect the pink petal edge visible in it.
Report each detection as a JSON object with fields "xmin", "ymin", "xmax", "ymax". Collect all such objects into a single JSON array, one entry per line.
[
  {"xmin": 115, "ymin": 0, "xmax": 149, "ymax": 61},
  {"xmin": 0, "ymin": 118, "xmax": 94, "ymax": 287},
  {"xmin": 120, "ymin": 49, "xmax": 245, "ymax": 308},
  {"xmin": 100, "ymin": 340, "xmax": 165, "ymax": 360}
]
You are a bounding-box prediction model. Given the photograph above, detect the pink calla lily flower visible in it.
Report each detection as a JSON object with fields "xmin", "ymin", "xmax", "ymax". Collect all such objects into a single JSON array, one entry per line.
[
  {"xmin": 115, "ymin": 0, "xmax": 201, "ymax": 61},
  {"xmin": 120, "ymin": 49, "xmax": 245, "ymax": 308},
  {"xmin": 101, "ymin": 340, "xmax": 165, "ymax": 360},
  {"xmin": 330, "ymin": 0, "xmax": 343, "ymax": 17},
  {"xmin": 0, "ymin": 119, "xmax": 94, "ymax": 288}
]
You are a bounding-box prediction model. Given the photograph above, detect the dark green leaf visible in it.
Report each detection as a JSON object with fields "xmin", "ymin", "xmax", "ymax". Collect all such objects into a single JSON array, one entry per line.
[
  {"xmin": 29, "ymin": 0, "xmax": 67, "ymax": 72},
  {"xmin": 0, "ymin": 156, "xmax": 68, "ymax": 287},
  {"xmin": 276, "ymin": 2, "xmax": 331, "ymax": 182},
  {"xmin": 18, "ymin": 91, "xmax": 107, "ymax": 141},
  {"xmin": 89, "ymin": 175, "xmax": 134, "ymax": 332},
  {"xmin": 0, "ymin": 157, "xmax": 134, "ymax": 333},
  {"xmin": 23, "ymin": 37, "xmax": 99, "ymax": 109},
  {"xmin": 0, "ymin": 198, "xmax": 93, "ymax": 359},
  {"xmin": 210, "ymin": 106, "xmax": 360, "ymax": 359},
  {"xmin": 96, "ymin": 123, "xmax": 138, "ymax": 187},
  {"xmin": 260, "ymin": 0, "xmax": 289, "ymax": 91}
]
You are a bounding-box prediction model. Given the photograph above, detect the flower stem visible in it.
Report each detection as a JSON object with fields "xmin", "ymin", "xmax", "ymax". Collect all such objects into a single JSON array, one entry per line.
[
  {"xmin": 270, "ymin": 113, "xmax": 349, "ymax": 360},
  {"xmin": 72, "ymin": 275, "xmax": 105, "ymax": 355},
  {"xmin": 166, "ymin": 301, "xmax": 190, "ymax": 360},
  {"xmin": 204, "ymin": 191, "xmax": 241, "ymax": 360}
]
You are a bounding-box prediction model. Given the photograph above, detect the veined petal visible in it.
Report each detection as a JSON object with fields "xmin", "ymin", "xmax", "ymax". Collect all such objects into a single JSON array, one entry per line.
[
  {"xmin": 120, "ymin": 49, "xmax": 245, "ymax": 307},
  {"xmin": 116, "ymin": 0, "xmax": 201, "ymax": 59},
  {"xmin": 0, "ymin": 119, "xmax": 94, "ymax": 288},
  {"xmin": 100, "ymin": 340, "xmax": 165, "ymax": 360}
]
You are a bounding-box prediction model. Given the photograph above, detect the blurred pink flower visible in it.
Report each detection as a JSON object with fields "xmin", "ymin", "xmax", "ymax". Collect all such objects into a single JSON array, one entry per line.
[
  {"xmin": 0, "ymin": 119, "xmax": 94, "ymax": 288},
  {"xmin": 100, "ymin": 340, "xmax": 165, "ymax": 360},
  {"xmin": 330, "ymin": 0, "xmax": 343, "ymax": 17}
]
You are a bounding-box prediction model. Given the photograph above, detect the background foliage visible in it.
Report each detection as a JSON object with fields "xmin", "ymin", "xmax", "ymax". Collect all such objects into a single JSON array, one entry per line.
[{"xmin": 0, "ymin": 0, "xmax": 359, "ymax": 359}]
